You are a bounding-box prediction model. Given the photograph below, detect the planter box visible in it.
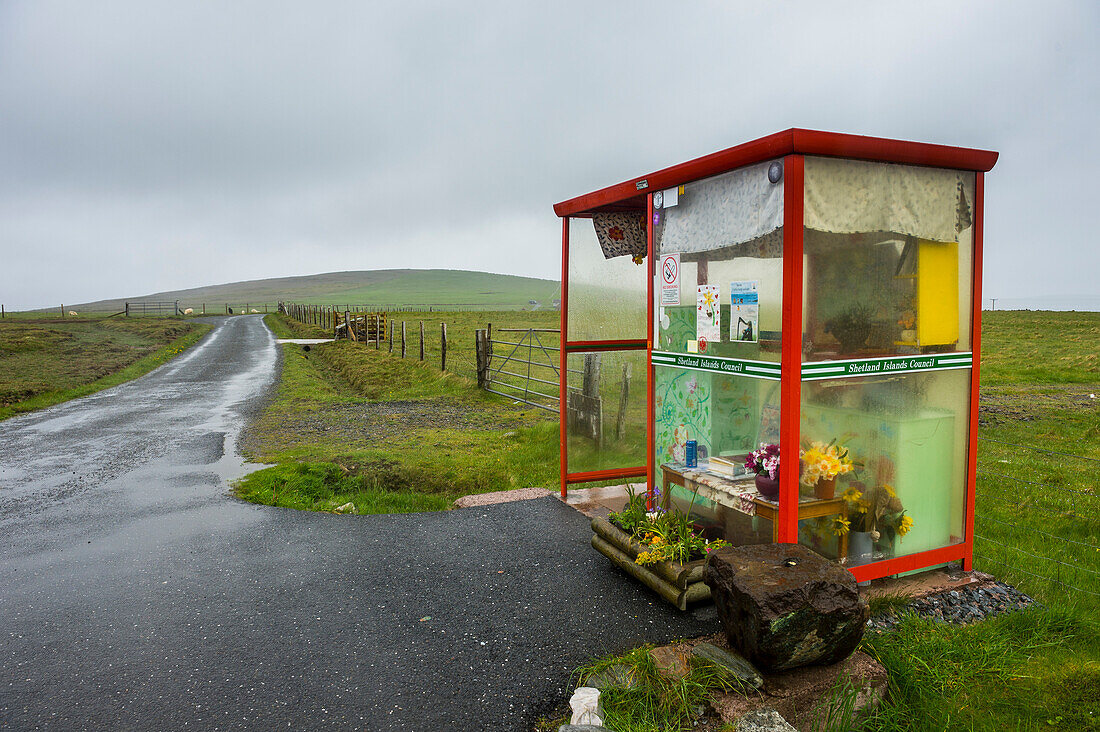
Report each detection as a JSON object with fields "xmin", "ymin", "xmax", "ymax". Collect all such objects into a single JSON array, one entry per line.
[{"xmin": 590, "ymin": 517, "xmax": 711, "ymax": 611}]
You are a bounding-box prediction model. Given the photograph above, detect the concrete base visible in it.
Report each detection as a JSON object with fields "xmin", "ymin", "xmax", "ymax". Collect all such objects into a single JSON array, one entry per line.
[
  {"xmin": 561, "ymin": 483, "xmax": 639, "ymax": 519},
  {"xmin": 861, "ymin": 567, "xmax": 989, "ymax": 602}
]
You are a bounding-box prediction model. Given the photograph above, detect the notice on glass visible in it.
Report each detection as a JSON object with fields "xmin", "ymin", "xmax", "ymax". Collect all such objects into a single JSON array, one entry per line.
[
  {"xmin": 730, "ymin": 280, "xmax": 759, "ymax": 343},
  {"xmin": 697, "ymin": 284, "xmax": 720, "ymax": 348},
  {"xmin": 660, "ymin": 253, "xmax": 680, "ymax": 306}
]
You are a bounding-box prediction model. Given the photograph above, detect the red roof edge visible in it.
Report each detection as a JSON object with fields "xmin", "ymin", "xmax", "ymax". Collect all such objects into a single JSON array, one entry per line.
[{"xmin": 553, "ymin": 128, "xmax": 998, "ymax": 217}]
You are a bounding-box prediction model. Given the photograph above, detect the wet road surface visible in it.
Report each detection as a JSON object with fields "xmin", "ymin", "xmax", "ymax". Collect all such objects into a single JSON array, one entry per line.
[{"xmin": 1, "ymin": 315, "xmax": 712, "ymax": 730}]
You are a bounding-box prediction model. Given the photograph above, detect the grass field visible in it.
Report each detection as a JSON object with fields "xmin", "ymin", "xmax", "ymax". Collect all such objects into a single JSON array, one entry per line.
[
  {"xmin": 59, "ymin": 269, "xmax": 560, "ymax": 314},
  {"xmin": 0, "ymin": 315, "xmax": 212, "ymax": 420},
  {"xmin": 235, "ymin": 312, "xmax": 561, "ymax": 513}
]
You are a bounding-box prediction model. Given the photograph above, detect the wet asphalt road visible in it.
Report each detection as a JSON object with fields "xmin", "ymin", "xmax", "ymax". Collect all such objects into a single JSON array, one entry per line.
[{"xmin": 0, "ymin": 315, "xmax": 712, "ymax": 731}]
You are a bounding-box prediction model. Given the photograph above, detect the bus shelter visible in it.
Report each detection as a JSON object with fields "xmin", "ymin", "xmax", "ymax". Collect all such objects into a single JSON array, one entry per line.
[{"xmin": 554, "ymin": 129, "xmax": 997, "ymax": 584}]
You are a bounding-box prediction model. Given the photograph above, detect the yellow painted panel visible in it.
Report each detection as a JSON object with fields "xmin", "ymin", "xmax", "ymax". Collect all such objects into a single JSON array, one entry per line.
[{"xmin": 917, "ymin": 240, "xmax": 959, "ymax": 346}]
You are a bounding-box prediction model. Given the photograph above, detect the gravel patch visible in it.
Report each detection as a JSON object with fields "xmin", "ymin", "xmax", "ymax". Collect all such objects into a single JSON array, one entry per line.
[
  {"xmin": 241, "ymin": 395, "xmax": 546, "ymax": 455},
  {"xmin": 453, "ymin": 486, "xmax": 555, "ymax": 508},
  {"xmin": 867, "ymin": 580, "xmax": 1035, "ymax": 632}
]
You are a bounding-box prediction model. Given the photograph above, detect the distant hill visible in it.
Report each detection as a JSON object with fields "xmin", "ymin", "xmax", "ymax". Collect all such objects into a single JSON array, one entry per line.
[{"xmin": 68, "ymin": 269, "xmax": 561, "ymax": 312}]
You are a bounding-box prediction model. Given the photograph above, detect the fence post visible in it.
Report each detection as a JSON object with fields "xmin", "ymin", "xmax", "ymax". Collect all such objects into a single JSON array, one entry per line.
[
  {"xmin": 389, "ymin": 321, "xmax": 394, "ymax": 352},
  {"xmin": 441, "ymin": 323, "xmax": 447, "ymax": 371},
  {"xmin": 1, "ymin": 304, "xmax": 4, "ymax": 318},
  {"xmin": 616, "ymin": 362, "xmax": 630, "ymax": 440},
  {"xmin": 401, "ymin": 322, "xmax": 407, "ymax": 358},
  {"xmin": 346, "ymin": 310, "xmax": 357, "ymax": 342},
  {"xmin": 375, "ymin": 316, "xmax": 380, "ymax": 350},
  {"xmin": 419, "ymin": 321, "xmax": 425, "ymax": 361},
  {"xmin": 61, "ymin": 304, "xmax": 64, "ymax": 317},
  {"xmin": 475, "ymin": 329, "xmax": 487, "ymax": 387}
]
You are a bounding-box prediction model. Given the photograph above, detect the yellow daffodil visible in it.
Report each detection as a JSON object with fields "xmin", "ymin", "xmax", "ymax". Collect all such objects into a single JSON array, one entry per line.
[
  {"xmin": 897, "ymin": 515, "xmax": 914, "ymax": 537},
  {"xmin": 831, "ymin": 515, "xmax": 851, "ymax": 536}
]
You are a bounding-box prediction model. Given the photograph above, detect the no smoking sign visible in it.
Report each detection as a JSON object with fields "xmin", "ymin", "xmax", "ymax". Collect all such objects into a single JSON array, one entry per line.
[{"xmin": 660, "ymin": 253, "xmax": 680, "ymax": 306}]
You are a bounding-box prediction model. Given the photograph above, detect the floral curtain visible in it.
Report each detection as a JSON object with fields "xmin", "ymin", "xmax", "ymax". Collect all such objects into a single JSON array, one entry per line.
[
  {"xmin": 804, "ymin": 156, "xmax": 973, "ymax": 243},
  {"xmin": 657, "ymin": 160, "xmax": 785, "ymax": 257}
]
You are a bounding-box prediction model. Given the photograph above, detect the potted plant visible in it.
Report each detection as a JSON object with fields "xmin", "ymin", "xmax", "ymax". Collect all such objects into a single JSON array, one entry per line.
[
  {"xmin": 839, "ymin": 482, "xmax": 912, "ymax": 582},
  {"xmin": 825, "ymin": 304, "xmax": 873, "ymax": 354},
  {"xmin": 591, "ymin": 486, "xmax": 729, "ymax": 610},
  {"xmin": 744, "ymin": 442, "xmax": 781, "ymax": 499},
  {"xmin": 799, "ymin": 440, "xmax": 855, "ymax": 499}
]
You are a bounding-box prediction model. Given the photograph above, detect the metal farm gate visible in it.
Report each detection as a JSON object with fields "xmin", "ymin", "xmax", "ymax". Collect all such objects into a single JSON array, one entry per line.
[{"xmin": 477, "ymin": 328, "xmax": 560, "ymax": 412}]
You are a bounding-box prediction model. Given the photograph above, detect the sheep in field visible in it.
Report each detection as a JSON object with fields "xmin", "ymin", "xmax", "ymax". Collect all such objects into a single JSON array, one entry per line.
[
  {"xmin": 68, "ymin": 311, "xmax": 77, "ymax": 316},
  {"xmin": 183, "ymin": 308, "xmax": 194, "ymax": 315}
]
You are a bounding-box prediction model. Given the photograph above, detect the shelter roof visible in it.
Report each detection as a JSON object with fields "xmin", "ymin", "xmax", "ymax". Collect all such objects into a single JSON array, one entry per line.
[{"xmin": 553, "ymin": 128, "xmax": 998, "ymax": 217}]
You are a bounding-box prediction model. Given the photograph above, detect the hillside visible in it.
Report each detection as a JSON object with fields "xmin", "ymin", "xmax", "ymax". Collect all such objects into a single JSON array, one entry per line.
[{"xmin": 68, "ymin": 269, "xmax": 561, "ymax": 312}]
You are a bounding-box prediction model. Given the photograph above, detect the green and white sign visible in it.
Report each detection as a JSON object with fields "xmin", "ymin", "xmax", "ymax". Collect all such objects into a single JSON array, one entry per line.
[
  {"xmin": 651, "ymin": 351, "xmax": 781, "ymax": 380},
  {"xmin": 652, "ymin": 350, "xmax": 973, "ymax": 381},
  {"xmin": 801, "ymin": 353, "xmax": 973, "ymax": 380}
]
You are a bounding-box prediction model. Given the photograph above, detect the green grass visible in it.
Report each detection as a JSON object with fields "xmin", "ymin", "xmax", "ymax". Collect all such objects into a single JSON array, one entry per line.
[
  {"xmin": 0, "ymin": 316, "xmax": 212, "ymax": 420},
  {"xmin": 972, "ymin": 310, "xmax": 1100, "ymax": 617},
  {"xmin": 862, "ymin": 608, "xmax": 1099, "ymax": 731},
  {"xmin": 980, "ymin": 310, "xmax": 1099, "ymax": 385},
  {"xmin": 535, "ymin": 645, "xmax": 746, "ymax": 732},
  {"xmin": 233, "ymin": 462, "xmax": 454, "ymax": 514}
]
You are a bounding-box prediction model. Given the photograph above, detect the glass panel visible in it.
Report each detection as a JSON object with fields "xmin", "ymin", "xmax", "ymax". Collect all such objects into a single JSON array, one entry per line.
[
  {"xmin": 652, "ymin": 161, "xmax": 784, "ymax": 361},
  {"xmin": 655, "ymin": 368, "xmax": 782, "ymax": 544},
  {"xmin": 565, "ymin": 349, "xmax": 647, "ymax": 474},
  {"xmin": 566, "ymin": 216, "xmax": 648, "ymax": 342},
  {"xmin": 798, "ymin": 370, "xmax": 971, "ymax": 564},
  {"xmin": 802, "ymin": 158, "xmax": 976, "ymax": 359}
]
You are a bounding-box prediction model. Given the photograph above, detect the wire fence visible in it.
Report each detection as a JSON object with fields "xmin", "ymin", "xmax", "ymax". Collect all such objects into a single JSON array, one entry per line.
[{"xmin": 973, "ymin": 437, "xmax": 1099, "ymax": 600}]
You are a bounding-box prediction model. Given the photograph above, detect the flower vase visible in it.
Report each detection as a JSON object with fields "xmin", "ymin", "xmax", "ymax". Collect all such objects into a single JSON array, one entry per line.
[
  {"xmin": 755, "ymin": 474, "xmax": 780, "ymax": 500},
  {"xmin": 848, "ymin": 530, "xmax": 873, "ymax": 587},
  {"xmin": 814, "ymin": 476, "xmax": 836, "ymax": 500}
]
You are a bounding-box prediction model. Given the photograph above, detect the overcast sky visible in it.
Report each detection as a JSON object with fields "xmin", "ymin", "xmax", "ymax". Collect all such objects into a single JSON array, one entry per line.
[{"xmin": 1, "ymin": 1, "xmax": 1097, "ymax": 310}]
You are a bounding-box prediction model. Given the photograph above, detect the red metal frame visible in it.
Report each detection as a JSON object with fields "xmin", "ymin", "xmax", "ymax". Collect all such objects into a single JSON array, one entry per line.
[
  {"xmin": 564, "ymin": 339, "xmax": 648, "ymax": 351},
  {"xmin": 849, "ymin": 542, "xmax": 970, "ymax": 583},
  {"xmin": 963, "ymin": 172, "xmax": 985, "ymax": 571},
  {"xmin": 559, "ymin": 217, "xmax": 569, "ymax": 499},
  {"xmin": 557, "ymin": 218, "xmax": 649, "ymax": 496},
  {"xmin": 565, "ymin": 466, "xmax": 648, "ymax": 485},
  {"xmin": 778, "ymin": 155, "xmax": 804, "ymax": 543},
  {"xmin": 646, "ymin": 192, "xmax": 656, "ymax": 508},
  {"xmin": 554, "ymin": 129, "xmax": 998, "ymax": 217}
]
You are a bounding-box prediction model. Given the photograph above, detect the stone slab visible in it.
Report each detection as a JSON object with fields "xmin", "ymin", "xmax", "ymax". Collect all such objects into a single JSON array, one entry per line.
[
  {"xmin": 583, "ymin": 663, "xmax": 638, "ymax": 691},
  {"xmin": 736, "ymin": 708, "xmax": 797, "ymax": 732},
  {"xmin": 651, "ymin": 645, "xmax": 692, "ymax": 680},
  {"xmin": 691, "ymin": 642, "xmax": 763, "ymax": 689},
  {"xmin": 452, "ymin": 487, "xmax": 555, "ymax": 508}
]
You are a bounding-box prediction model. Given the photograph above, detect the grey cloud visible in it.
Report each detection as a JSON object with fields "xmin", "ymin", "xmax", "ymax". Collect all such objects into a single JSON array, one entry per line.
[{"xmin": 1, "ymin": 1, "xmax": 1097, "ymax": 309}]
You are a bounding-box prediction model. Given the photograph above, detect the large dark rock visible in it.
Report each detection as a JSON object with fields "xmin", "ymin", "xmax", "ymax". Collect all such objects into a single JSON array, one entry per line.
[{"xmin": 704, "ymin": 543, "xmax": 869, "ymax": 672}]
